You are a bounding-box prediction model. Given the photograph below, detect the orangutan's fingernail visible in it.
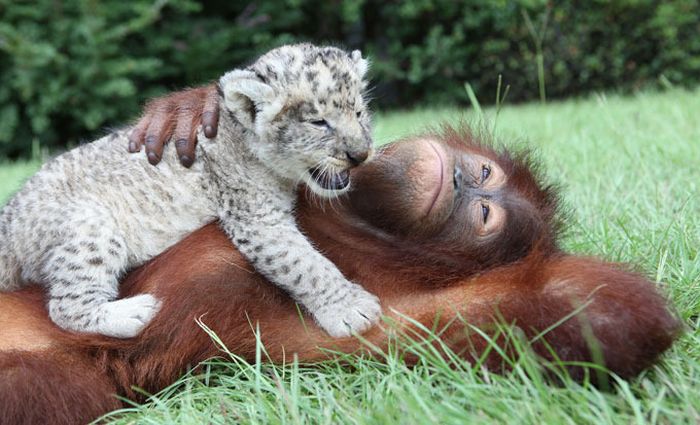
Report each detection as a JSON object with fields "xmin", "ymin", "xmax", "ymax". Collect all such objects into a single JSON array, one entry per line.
[{"xmin": 179, "ymin": 155, "xmax": 193, "ymax": 168}]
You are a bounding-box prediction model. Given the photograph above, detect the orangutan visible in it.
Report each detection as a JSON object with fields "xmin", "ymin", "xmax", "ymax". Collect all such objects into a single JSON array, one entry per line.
[{"xmin": 0, "ymin": 85, "xmax": 680, "ymax": 425}]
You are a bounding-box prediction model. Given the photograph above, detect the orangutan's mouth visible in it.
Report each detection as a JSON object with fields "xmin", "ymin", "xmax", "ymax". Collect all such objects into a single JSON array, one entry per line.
[{"xmin": 308, "ymin": 166, "xmax": 351, "ymax": 191}]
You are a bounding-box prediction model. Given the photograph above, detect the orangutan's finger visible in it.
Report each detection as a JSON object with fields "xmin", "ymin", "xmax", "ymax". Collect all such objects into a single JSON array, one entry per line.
[
  {"xmin": 144, "ymin": 113, "xmax": 171, "ymax": 165},
  {"xmin": 201, "ymin": 86, "xmax": 220, "ymax": 139},
  {"xmin": 128, "ymin": 118, "xmax": 150, "ymax": 153},
  {"xmin": 172, "ymin": 110, "xmax": 199, "ymax": 168}
]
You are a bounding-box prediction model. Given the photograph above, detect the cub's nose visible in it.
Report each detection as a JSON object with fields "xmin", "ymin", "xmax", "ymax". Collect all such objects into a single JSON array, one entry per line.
[{"xmin": 346, "ymin": 148, "xmax": 371, "ymax": 166}]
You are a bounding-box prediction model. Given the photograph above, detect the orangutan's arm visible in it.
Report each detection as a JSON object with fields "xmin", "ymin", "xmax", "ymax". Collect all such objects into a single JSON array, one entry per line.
[
  {"xmin": 128, "ymin": 84, "xmax": 220, "ymax": 167},
  {"xmin": 118, "ymin": 227, "xmax": 681, "ymax": 383},
  {"xmin": 435, "ymin": 256, "xmax": 682, "ymax": 382}
]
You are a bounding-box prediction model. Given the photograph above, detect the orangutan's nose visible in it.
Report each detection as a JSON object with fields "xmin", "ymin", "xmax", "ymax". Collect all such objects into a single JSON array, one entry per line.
[{"xmin": 346, "ymin": 149, "xmax": 370, "ymax": 166}]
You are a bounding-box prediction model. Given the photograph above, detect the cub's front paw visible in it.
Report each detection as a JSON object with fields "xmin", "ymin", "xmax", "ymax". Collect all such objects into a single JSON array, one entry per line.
[
  {"xmin": 313, "ymin": 286, "xmax": 381, "ymax": 338},
  {"xmin": 96, "ymin": 294, "xmax": 162, "ymax": 338}
]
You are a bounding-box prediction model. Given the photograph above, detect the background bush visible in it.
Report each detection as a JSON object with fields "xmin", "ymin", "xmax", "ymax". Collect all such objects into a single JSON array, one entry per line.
[{"xmin": 1, "ymin": 0, "xmax": 698, "ymax": 158}]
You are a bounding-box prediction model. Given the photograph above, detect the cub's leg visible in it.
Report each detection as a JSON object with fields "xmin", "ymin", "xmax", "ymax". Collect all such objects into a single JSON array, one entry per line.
[
  {"xmin": 44, "ymin": 225, "xmax": 160, "ymax": 339},
  {"xmin": 221, "ymin": 215, "xmax": 381, "ymax": 338}
]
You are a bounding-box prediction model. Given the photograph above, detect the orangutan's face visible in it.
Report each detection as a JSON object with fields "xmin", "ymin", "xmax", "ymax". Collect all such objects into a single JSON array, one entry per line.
[{"xmin": 347, "ymin": 131, "xmax": 558, "ymax": 269}]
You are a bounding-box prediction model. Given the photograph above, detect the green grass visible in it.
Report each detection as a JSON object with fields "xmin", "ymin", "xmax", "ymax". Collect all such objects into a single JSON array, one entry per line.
[
  {"xmin": 2, "ymin": 88, "xmax": 699, "ymax": 424},
  {"xmin": 0, "ymin": 160, "xmax": 40, "ymax": 205}
]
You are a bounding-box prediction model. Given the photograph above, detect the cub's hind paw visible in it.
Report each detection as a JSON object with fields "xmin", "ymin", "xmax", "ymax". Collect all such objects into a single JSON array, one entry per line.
[
  {"xmin": 313, "ymin": 286, "xmax": 381, "ymax": 338},
  {"xmin": 94, "ymin": 294, "xmax": 162, "ymax": 338}
]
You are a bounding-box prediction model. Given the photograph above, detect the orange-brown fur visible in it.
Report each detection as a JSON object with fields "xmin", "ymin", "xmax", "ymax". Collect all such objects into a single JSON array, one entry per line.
[
  {"xmin": 0, "ymin": 129, "xmax": 681, "ymax": 425},
  {"xmin": 128, "ymin": 85, "xmax": 220, "ymax": 165}
]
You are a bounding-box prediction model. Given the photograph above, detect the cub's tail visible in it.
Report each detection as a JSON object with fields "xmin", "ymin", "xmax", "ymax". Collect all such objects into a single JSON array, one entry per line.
[{"xmin": 0, "ymin": 350, "xmax": 121, "ymax": 425}]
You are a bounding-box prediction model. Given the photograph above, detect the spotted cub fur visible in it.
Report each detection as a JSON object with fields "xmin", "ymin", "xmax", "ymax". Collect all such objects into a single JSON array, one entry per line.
[{"xmin": 0, "ymin": 44, "xmax": 381, "ymax": 338}]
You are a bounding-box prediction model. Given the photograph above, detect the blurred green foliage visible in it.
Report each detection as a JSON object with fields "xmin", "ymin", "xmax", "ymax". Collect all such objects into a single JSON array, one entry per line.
[{"xmin": 1, "ymin": 0, "xmax": 698, "ymax": 158}]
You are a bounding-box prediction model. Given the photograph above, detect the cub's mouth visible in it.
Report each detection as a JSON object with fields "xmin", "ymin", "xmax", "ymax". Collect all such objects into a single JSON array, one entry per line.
[{"xmin": 307, "ymin": 165, "xmax": 351, "ymax": 192}]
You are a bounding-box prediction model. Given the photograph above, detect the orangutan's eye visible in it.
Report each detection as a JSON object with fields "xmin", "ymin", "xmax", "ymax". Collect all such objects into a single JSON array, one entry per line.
[
  {"xmin": 453, "ymin": 166, "xmax": 463, "ymax": 192},
  {"xmin": 481, "ymin": 204, "xmax": 490, "ymax": 223},
  {"xmin": 481, "ymin": 165, "xmax": 491, "ymax": 183}
]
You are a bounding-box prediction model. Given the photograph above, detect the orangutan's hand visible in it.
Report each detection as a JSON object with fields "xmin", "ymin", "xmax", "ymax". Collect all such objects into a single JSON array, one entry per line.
[{"xmin": 128, "ymin": 84, "xmax": 220, "ymax": 167}]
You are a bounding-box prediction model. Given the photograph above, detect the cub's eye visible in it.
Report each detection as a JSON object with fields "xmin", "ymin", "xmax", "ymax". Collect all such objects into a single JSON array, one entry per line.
[
  {"xmin": 481, "ymin": 204, "xmax": 490, "ymax": 223},
  {"xmin": 481, "ymin": 165, "xmax": 491, "ymax": 183},
  {"xmin": 356, "ymin": 110, "xmax": 362, "ymax": 118},
  {"xmin": 309, "ymin": 119, "xmax": 329, "ymax": 128}
]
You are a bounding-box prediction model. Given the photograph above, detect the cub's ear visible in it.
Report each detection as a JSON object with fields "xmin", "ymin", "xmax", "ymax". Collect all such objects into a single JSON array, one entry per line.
[
  {"xmin": 350, "ymin": 50, "xmax": 369, "ymax": 78},
  {"xmin": 219, "ymin": 69, "xmax": 276, "ymax": 128}
]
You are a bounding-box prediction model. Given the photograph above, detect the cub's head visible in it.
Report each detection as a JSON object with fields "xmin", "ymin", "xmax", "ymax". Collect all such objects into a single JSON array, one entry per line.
[{"xmin": 220, "ymin": 44, "xmax": 373, "ymax": 198}]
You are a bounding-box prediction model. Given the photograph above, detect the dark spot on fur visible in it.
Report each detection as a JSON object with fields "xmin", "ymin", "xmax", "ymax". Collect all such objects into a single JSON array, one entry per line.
[
  {"xmin": 305, "ymin": 70, "xmax": 318, "ymax": 82},
  {"xmin": 80, "ymin": 241, "xmax": 99, "ymax": 252},
  {"xmin": 254, "ymin": 71, "xmax": 269, "ymax": 84},
  {"xmin": 66, "ymin": 263, "xmax": 83, "ymax": 271},
  {"xmin": 64, "ymin": 245, "xmax": 79, "ymax": 254}
]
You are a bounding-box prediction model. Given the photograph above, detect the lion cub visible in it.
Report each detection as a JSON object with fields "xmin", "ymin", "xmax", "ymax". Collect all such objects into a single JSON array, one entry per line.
[{"xmin": 0, "ymin": 44, "xmax": 380, "ymax": 338}]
